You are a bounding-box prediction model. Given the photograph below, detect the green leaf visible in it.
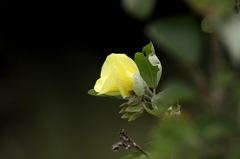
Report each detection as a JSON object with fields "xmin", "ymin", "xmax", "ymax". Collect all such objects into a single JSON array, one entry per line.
[
  {"xmin": 128, "ymin": 109, "xmax": 143, "ymax": 121},
  {"xmin": 145, "ymin": 15, "xmax": 202, "ymax": 65},
  {"xmin": 151, "ymin": 90, "xmax": 174, "ymax": 116},
  {"xmin": 133, "ymin": 72, "xmax": 145, "ymax": 96},
  {"xmin": 152, "ymin": 89, "xmax": 176, "ymax": 107},
  {"xmin": 121, "ymin": 0, "xmax": 156, "ymax": 21},
  {"xmin": 134, "ymin": 52, "xmax": 160, "ymax": 88},
  {"xmin": 143, "ymin": 42, "xmax": 162, "ymax": 84},
  {"xmin": 121, "ymin": 151, "xmax": 147, "ymax": 159},
  {"xmin": 87, "ymin": 89, "xmax": 127, "ymax": 100},
  {"xmin": 143, "ymin": 79, "xmax": 195, "ymax": 118},
  {"xmin": 121, "ymin": 112, "xmax": 135, "ymax": 119},
  {"xmin": 148, "ymin": 53, "xmax": 161, "ymax": 70},
  {"xmin": 150, "ymin": 89, "xmax": 181, "ymax": 117},
  {"xmin": 142, "ymin": 41, "xmax": 155, "ymax": 56},
  {"xmin": 161, "ymin": 79, "xmax": 196, "ymax": 102},
  {"xmin": 126, "ymin": 104, "xmax": 143, "ymax": 112},
  {"xmin": 135, "ymin": 42, "xmax": 162, "ymax": 88}
]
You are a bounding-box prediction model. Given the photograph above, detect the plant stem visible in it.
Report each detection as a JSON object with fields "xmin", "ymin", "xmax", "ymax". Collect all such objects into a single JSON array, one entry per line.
[
  {"xmin": 145, "ymin": 86, "xmax": 154, "ymax": 98},
  {"xmin": 153, "ymin": 88, "xmax": 156, "ymax": 96},
  {"xmin": 143, "ymin": 95, "xmax": 152, "ymax": 101}
]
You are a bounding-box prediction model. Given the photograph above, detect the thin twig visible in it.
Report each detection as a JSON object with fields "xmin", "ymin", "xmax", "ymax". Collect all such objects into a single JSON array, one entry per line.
[
  {"xmin": 112, "ymin": 129, "xmax": 150, "ymax": 159},
  {"xmin": 143, "ymin": 94, "xmax": 152, "ymax": 101},
  {"xmin": 144, "ymin": 86, "xmax": 154, "ymax": 98}
]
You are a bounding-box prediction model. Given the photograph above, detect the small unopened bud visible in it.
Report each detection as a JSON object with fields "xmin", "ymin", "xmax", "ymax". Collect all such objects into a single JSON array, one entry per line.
[{"xmin": 128, "ymin": 95, "xmax": 142, "ymax": 106}]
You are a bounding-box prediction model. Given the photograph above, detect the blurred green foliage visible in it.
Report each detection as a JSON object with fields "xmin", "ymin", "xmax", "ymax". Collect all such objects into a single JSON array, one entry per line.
[
  {"xmin": 146, "ymin": 15, "xmax": 202, "ymax": 66},
  {"xmin": 121, "ymin": 0, "xmax": 156, "ymax": 21},
  {"xmin": 150, "ymin": 116, "xmax": 240, "ymax": 159},
  {"xmin": 122, "ymin": 0, "xmax": 240, "ymax": 158}
]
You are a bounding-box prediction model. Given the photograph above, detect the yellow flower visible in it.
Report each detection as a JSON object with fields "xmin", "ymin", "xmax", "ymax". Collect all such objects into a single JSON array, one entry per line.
[{"xmin": 94, "ymin": 53, "xmax": 139, "ymax": 98}]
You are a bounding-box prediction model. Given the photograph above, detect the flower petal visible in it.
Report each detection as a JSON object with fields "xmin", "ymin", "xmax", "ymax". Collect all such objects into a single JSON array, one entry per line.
[{"xmin": 93, "ymin": 53, "xmax": 140, "ymax": 98}]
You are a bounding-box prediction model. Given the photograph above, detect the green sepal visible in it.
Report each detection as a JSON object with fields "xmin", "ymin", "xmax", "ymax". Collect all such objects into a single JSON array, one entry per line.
[
  {"xmin": 126, "ymin": 104, "xmax": 143, "ymax": 112},
  {"xmin": 128, "ymin": 109, "xmax": 144, "ymax": 121},
  {"xmin": 88, "ymin": 89, "xmax": 127, "ymax": 100},
  {"xmin": 87, "ymin": 89, "xmax": 102, "ymax": 96},
  {"xmin": 121, "ymin": 112, "xmax": 135, "ymax": 119},
  {"xmin": 120, "ymin": 102, "xmax": 128, "ymax": 107},
  {"xmin": 169, "ymin": 100, "xmax": 181, "ymax": 117},
  {"xmin": 119, "ymin": 105, "xmax": 129, "ymax": 113},
  {"xmin": 134, "ymin": 42, "xmax": 161, "ymax": 88},
  {"xmin": 133, "ymin": 72, "xmax": 145, "ymax": 96},
  {"xmin": 164, "ymin": 100, "xmax": 181, "ymax": 119},
  {"xmin": 121, "ymin": 151, "xmax": 148, "ymax": 159}
]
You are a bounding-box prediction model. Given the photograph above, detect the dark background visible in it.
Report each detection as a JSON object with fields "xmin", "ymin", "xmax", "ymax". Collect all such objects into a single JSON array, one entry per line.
[{"xmin": 0, "ymin": 0, "xmax": 191, "ymax": 158}]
